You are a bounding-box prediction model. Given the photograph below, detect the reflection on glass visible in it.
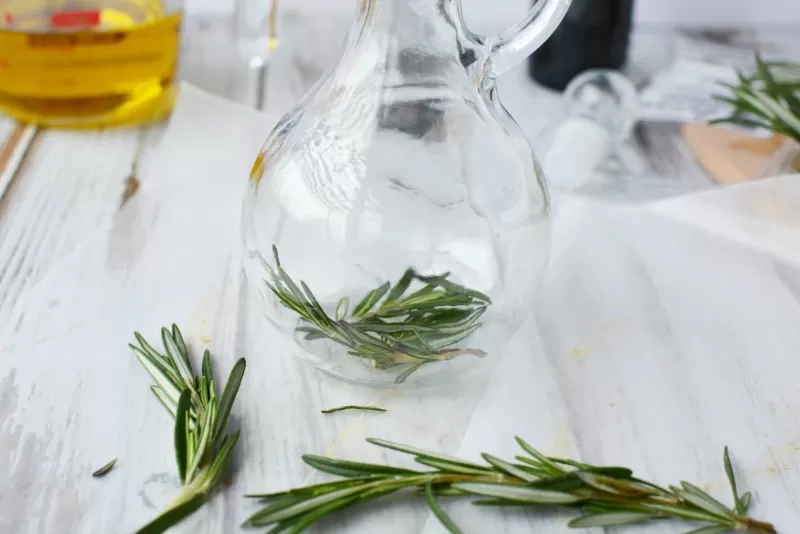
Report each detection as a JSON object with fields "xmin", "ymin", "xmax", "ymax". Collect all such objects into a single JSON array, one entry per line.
[{"xmin": 233, "ymin": 0, "xmax": 279, "ymax": 69}]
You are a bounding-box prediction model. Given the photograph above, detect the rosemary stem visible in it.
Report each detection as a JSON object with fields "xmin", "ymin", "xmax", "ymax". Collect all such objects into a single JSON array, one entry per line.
[
  {"xmin": 246, "ymin": 438, "xmax": 777, "ymax": 533},
  {"xmin": 736, "ymin": 516, "xmax": 777, "ymax": 533}
]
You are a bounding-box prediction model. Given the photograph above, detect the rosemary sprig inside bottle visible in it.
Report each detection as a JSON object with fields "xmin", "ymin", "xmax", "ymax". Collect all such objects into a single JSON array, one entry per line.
[
  {"xmin": 261, "ymin": 246, "xmax": 491, "ymax": 383},
  {"xmin": 244, "ymin": 437, "xmax": 776, "ymax": 533},
  {"xmin": 131, "ymin": 325, "xmax": 246, "ymax": 534}
]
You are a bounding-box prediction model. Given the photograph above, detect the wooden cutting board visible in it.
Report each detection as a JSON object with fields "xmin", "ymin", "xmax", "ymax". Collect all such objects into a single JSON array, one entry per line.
[{"xmin": 682, "ymin": 123, "xmax": 788, "ymax": 184}]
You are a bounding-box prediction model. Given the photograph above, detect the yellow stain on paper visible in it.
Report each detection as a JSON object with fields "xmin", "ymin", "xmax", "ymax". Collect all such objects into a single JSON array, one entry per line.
[
  {"xmin": 567, "ymin": 318, "xmax": 626, "ymax": 363},
  {"xmin": 548, "ymin": 423, "xmax": 576, "ymax": 458},
  {"xmin": 569, "ymin": 347, "xmax": 593, "ymax": 362}
]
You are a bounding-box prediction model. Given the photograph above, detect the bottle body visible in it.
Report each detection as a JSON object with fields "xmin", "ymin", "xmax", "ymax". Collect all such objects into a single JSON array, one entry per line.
[
  {"xmin": 0, "ymin": 0, "xmax": 184, "ymax": 128},
  {"xmin": 241, "ymin": 0, "xmax": 569, "ymax": 387},
  {"xmin": 529, "ymin": 0, "xmax": 634, "ymax": 91}
]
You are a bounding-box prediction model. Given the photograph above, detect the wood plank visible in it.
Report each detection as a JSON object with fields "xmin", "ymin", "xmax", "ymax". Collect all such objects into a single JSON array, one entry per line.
[
  {"xmin": 0, "ymin": 127, "xmax": 142, "ymax": 330},
  {"xmin": 0, "ymin": 123, "xmax": 37, "ymax": 204}
]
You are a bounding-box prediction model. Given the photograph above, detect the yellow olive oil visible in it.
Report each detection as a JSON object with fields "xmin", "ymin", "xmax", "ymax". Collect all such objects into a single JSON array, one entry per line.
[{"xmin": 0, "ymin": 1, "xmax": 182, "ymax": 128}]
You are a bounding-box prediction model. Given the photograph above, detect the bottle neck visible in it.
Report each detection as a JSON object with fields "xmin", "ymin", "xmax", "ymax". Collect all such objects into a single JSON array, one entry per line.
[
  {"xmin": 349, "ymin": 0, "xmax": 480, "ymax": 73},
  {"xmin": 358, "ymin": 0, "xmax": 455, "ymax": 19}
]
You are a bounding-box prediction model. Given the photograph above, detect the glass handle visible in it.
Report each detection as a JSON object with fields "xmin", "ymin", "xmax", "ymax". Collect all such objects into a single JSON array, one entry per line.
[{"xmin": 482, "ymin": 0, "xmax": 572, "ymax": 81}]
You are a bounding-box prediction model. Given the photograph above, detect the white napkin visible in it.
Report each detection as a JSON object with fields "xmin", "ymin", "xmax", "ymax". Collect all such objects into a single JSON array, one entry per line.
[
  {"xmin": 653, "ymin": 174, "xmax": 800, "ymax": 267},
  {"xmin": 423, "ymin": 180, "xmax": 800, "ymax": 533}
]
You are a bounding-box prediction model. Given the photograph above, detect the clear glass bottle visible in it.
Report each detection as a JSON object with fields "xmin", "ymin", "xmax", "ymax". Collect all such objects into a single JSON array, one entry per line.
[
  {"xmin": 0, "ymin": 0, "xmax": 184, "ymax": 128},
  {"xmin": 242, "ymin": 0, "xmax": 572, "ymax": 387}
]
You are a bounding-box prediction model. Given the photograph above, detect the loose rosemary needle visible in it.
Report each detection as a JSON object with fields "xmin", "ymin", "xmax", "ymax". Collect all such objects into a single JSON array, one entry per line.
[
  {"xmin": 131, "ymin": 324, "xmax": 246, "ymax": 534},
  {"xmin": 92, "ymin": 458, "xmax": 117, "ymax": 478},
  {"xmin": 260, "ymin": 246, "xmax": 491, "ymax": 383},
  {"xmin": 321, "ymin": 405, "xmax": 387, "ymax": 414},
  {"xmin": 244, "ymin": 438, "xmax": 776, "ymax": 533}
]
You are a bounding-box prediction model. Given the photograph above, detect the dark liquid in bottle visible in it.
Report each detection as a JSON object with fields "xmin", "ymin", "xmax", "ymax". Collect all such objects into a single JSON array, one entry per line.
[{"xmin": 529, "ymin": 0, "xmax": 634, "ymax": 91}]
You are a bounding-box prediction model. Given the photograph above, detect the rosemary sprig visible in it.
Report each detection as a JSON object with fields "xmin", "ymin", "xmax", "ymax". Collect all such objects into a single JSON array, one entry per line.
[
  {"xmin": 321, "ymin": 405, "xmax": 387, "ymax": 414},
  {"xmin": 244, "ymin": 437, "xmax": 776, "ymax": 533},
  {"xmin": 712, "ymin": 54, "xmax": 800, "ymax": 145},
  {"xmin": 131, "ymin": 324, "xmax": 246, "ymax": 534},
  {"xmin": 261, "ymin": 246, "xmax": 491, "ymax": 383}
]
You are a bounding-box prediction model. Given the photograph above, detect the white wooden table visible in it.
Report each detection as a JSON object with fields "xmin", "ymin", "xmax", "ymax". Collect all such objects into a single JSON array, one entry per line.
[{"xmin": 1, "ymin": 12, "xmax": 800, "ymax": 534}]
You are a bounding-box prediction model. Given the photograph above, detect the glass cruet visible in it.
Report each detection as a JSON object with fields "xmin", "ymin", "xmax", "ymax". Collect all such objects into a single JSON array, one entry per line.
[{"xmin": 242, "ymin": 0, "xmax": 572, "ymax": 387}]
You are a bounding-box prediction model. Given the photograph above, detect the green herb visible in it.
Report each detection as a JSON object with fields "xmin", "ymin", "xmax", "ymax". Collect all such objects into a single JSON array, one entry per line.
[
  {"xmin": 244, "ymin": 437, "xmax": 775, "ymax": 533},
  {"xmin": 131, "ymin": 324, "xmax": 246, "ymax": 534},
  {"xmin": 92, "ymin": 458, "xmax": 118, "ymax": 478},
  {"xmin": 321, "ymin": 405, "xmax": 387, "ymax": 414},
  {"xmin": 713, "ymin": 54, "xmax": 800, "ymax": 144},
  {"xmin": 260, "ymin": 247, "xmax": 491, "ymax": 384}
]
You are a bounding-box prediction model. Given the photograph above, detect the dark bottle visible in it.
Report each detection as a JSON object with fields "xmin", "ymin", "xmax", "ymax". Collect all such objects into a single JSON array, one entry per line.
[{"xmin": 529, "ymin": 0, "xmax": 634, "ymax": 91}]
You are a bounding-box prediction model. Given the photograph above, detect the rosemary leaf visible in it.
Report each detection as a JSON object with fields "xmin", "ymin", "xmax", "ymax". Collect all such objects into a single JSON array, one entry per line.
[
  {"xmin": 162, "ymin": 327, "xmax": 194, "ymax": 388},
  {"xmin": 425, "ymin": 482, "xmax": 463, "ymax": 534},
  {"xmin": 281, "ymin": 493, "xmax": 364, "ymax": 533},
  {"xmin": 678, "ymin": 481, "xmax": 734, "ymax": 519},
  {"xmin": 514, "ymin": 436, "xmax": 563, "ymax": 476},
  {"xmin": 682, "ymin": 526, "xmax": 732, "ymax": 534},
  {"xmin": 150, "ymin": 386, "xmax": 177, "ymax": 417},
  {"xmin": 135, "ymin": 494, "xmax": 206, "ymax": 534},
  {"xmin": 171, "ymin": 324, "xmax": 188, "ymax": 361},
  {"xmin": 134, "ymin": 332, "xmax": 168, "ymax": 367},
  {"xmin": 212, "ymin": 358, "xmax": 247, "ymax": 442},
  {"xmin": 321, "ymin": 405, "xmax": 387, "ymax": 414},
  {"xmin": 568, "ymin": 511, "xmax": 657, "ymax": 527},
  {"xmin": 174, "ymin": 389, "xmax": 191, "ymax": 482},
  {"xmin": 394, "ymin": 363, "xmax": 427, "ymax": 384},
  {"xmin": 202, "ymin": 350, "xmax": 213, "ymax": 382},
  {"xmin": 302, "ymin": 455, "xmax": 419, "ymax": 478},
  {"xmin": 724, "ymin": 446, "xmax": 745, "ymax": 515},
  {"xmin": 582, "ymin": 466, "xmax": 634, "ymax": 479},
  {"xmin": 246, "ymin": 477, "xmax": 381, "ymax": 502},
  {"xmin": 245, "ymin": 485, "xmax": 371, "ymax": 526},
  {"xmin": 530, "ymin": 472, "xmax": 585, "ymax": 492},
  {"xmin": 453, "ymin": 483, "xmax": 582, "ymax": 504},
  {"xmin": 92, "ymin": 458, "xmax": 117, "ymax": 478},
  {"xmin": 185, "ymin": 404, "xmax": 216, "ymax": 484},
  {"xmin": 642, "ymin": 502, "xmax": 725, "ymax": 523},
  {"xmin": 352, "ymin": 282, "xmax": 391, "ymax": 316},
  {"xmin": 265, "ymin": 517, "xmax": 302, "ymax": 534},
  {"xmin": 741, "ymin": 491, "xmax": 752, "ymax": 511},
  {"xmin": 132, "ymin": 346, "xmax": 182, "ymax": 402},
  {"xmin": 383, "ymin": 268, "xmax": 415, "ymax": 305},
  {"xmin": 415, "ymin": 457, "xmax": 494, "ymax": 476},
  {"xmin": 206, "ymin": 431, "xmax": 240, "ymax": 488},
  {"xmin": 576, "ymin": 472, "xmax": 632, "ymax": 495},
  {"xmin": 367, "ymin": 438, "xmax": 491, "ymax": 471},
  {"xmin": 481, "ymin": 453, "xmax": 538, "ymax": 482}
]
